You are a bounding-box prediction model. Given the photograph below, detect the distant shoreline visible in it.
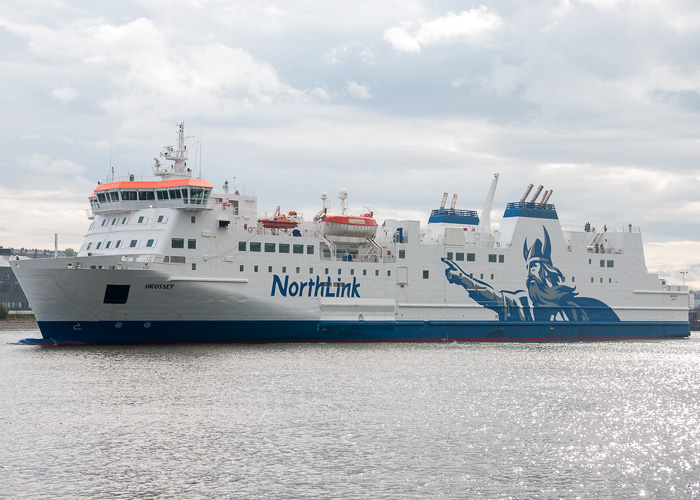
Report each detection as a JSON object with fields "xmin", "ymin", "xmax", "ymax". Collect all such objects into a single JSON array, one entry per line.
[{"xmin": 0, "ymin": 318, "xmax": 38, "ymax": 330}]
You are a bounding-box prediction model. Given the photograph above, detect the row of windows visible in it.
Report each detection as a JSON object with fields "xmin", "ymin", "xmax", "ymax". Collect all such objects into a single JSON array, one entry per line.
[
  {"xmin": 94, "ymin": 187, "xmax": 211, "ymax": 206},
  {"xmin": 100, "ymin": 215, "xmax": 171, "ymax": 227},
  {"xmin": 172, "ymin": 238, "xmax": 196, "ymax": 249},
  {"xmin": 229, "ymin": 264, "xmax": 434, "ymax": 280},
  {"xmin": 87, "ymin": 238, "xmax": 156, "ymax": 250},
  {"xmin": 599, "ymin": 259, "xmax": 615, "ymax": 268},
  {"xmin": 446, "ymin": 251, "xmax": 505, "ymax": 263},
  {"xmin": 238, "ymin": 241, "xmax": 314, "ymax": 255}
]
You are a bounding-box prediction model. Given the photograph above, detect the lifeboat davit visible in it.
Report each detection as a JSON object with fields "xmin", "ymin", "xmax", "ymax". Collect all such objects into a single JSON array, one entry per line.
[
  {"xmin": 322, "ymin": 213, "xmax": 377, "ymax": 238},
  {"xmin": 259, "ymin": 209, "xmax": 299, "ymax": 229}
]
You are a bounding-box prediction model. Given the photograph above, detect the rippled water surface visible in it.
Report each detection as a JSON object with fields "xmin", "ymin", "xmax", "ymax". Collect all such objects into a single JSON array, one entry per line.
[{"xmin": 2, "ymin": 329, "xmax": 700, "ymax": 499}]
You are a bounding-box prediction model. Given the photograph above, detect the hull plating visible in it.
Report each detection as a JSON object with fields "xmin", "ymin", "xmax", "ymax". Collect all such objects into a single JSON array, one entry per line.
[{"xmin": 21, "ymin": 320, "xmax": 690, "ymax": 345}]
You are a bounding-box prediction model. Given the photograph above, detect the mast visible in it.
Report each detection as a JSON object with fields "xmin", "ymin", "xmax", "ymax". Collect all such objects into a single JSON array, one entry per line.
[
  {"xmin": 480, "ymin": 173, "xmax": 499, "ymax": 230},
  {"xmin": 153, "ymin": 122, "xmax": 192, "ymax": 180}
]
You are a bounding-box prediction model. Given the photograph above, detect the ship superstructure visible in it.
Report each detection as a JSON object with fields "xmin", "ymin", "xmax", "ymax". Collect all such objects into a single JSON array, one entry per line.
[{"xmin": 12, "ymin": 124, "xmax": 691, "ymax": 344}]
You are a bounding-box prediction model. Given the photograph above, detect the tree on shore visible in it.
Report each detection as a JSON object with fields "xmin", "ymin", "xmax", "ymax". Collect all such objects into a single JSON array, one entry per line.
[{"xmin": 0, "ymin": 303, "xmax": 8, "ymax": 320}]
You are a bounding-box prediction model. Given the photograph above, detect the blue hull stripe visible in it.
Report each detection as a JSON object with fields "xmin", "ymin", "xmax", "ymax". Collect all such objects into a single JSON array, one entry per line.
[{"xmin": 19, "ymin": 320, "xmax": 691, "ymax": 345}]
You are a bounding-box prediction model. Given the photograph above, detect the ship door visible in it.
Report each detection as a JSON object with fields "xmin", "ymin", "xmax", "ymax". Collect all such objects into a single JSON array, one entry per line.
[{"xmin": 397, "ymin": 266, "xmax": 409, "ymax": 285}]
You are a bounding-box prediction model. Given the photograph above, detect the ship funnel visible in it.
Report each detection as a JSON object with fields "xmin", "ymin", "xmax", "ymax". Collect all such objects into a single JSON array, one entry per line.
[
  {"xmin": 520, "ymin": 184, "xmax": 534, "ymax": 202},
  {"xmin": 539, "ymin": 190, "xmax": 549, "ymax": 203},
  {"xmin": 529, "ymin": 185, "xmax": 543, "ymax": 203},
  {"xmin": 450, "ymin": 194, "xmax": 458, "ymax": 210},
  {"xmin": 543, "ymin": 190, "xmax": 553, "ymax": 204},
  {"xmin": 480, "ymin": 173, "xmax": 499, "ymax": 230},
  {"xmin": 440, "ymin": 192, "xmax": 448, "ymax": 209}
]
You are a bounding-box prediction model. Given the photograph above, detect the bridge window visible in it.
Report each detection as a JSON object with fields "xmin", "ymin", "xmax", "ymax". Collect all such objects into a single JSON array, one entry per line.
[
  {"xmin": 171, "ymin": 238, "xmax": 184, "ymax": 249},
  {"xmin": 138, "ymin": 191, "xmax": 155, "ymax": 201},
  {"xmin": 121, "ymin": 190, "xmax": 137, "ymax": 201},
  {"xmin": 157, "ymin": 190, "xmax": 168, "ymax": 200},
  {"xmin": 182, "ymin": 188, "xmax": 189, "ymax": 204},
  {"xmin": 110, "ymin": 192, "xmax": 119, "ymax": 202},
  {"xmin": 97, "ymin": 193, "xmax": 107, "ymax": 202},
  {"xmin": 169, "ymin": 189, "xmax": 182, "ymax": 199}
]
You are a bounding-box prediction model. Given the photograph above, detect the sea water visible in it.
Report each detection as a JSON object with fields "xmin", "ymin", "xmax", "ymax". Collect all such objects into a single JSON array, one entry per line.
[{"xmin": 1, "ymin": 329, "xmax": 699, "ymax": 500}]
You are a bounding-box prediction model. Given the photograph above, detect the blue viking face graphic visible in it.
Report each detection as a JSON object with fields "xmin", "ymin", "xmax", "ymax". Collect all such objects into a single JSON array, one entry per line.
[{"xmin": 443, "ymin": 226, "xmax": 619, "ymax": 323}]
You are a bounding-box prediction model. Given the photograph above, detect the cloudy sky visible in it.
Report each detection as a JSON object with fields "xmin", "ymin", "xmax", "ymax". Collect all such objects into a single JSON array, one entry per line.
[{"xmin": 1, "ymin": 0, "xmax": 700, "ymax": 287}]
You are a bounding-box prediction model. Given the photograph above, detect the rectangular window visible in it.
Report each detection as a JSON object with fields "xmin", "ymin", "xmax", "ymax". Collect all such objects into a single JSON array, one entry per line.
[
  {"xmin": 423, "ymin": 270, "xmax": 429, "ymax": 279},
  {"xmin": 171, "ymin": 238, "xmax": 184, "ymax": 249},
  {"xmin": 338, "ymin": 269, "xmax": 342, "ymax": 275},
  {"xmin": 219, "ymin": 220, "xmax": 230, "ymax": 228},
  {"xmin": 138, "ymin": 216, "xmax": 144, "ymax": 223},
  {"xmin": 101, "ymin": 220, "xmax": 107, "ymax": 226},
  {"xmin": 498, "ymin": 255, "xmax": 504, "ymax": 263},
  {"xmin": 456, "ymin": 253, "xmax": 464, "ymax": 261},
  {"xmin": 254, "ymin": 265, "xmax": 259, "ymax": 272},
  {"xmin": 116, "ymin": 240, "xmax": 121, "ymax": 248},
  {"xmin": 447, "ymin": 252, "xmax": 453, "ymax": 260},
  {"xmin": 600, "ymin": 260, "xmax": 605, "ymax": 267},
  {"xmin": 111, "ymin": 219, "xmax": 116, "ymax": 225},
  {"xmin": 239, "ymin": 241, "xmax": 246, "ymax": 251},
  {"xmin": 110, "ymin": 192, "xmax": 119, "ymax": 202},
  {"xmin": 296, "ymin": 267, "xmax": 300, "ymax": 273},
  {"xmin": 363, "ymin": 270, "xmax": 367, "ymax": 276},
  {"xmin": 265, "ymin": 243, "xmax": 275, "ymax": 253},
  {"xmin": 607, "ymin": 260, "xmax": 614, "ymax": 268},
  {"xmin": 121, "ymin": 217, "xmax": 127, "ymax": 224},
  {"xmin": 146, "ymin": 239, "xmax": 155, "ymax": 248},
  {"xmin": 250, "ymin": 242, "xmax": 261, "ymax": 252},
  {"xmin": 467, "ymin": 253, "xmax": 475, "ymax": 262},
  {"xmin": 488, "ymin": 254, "xmax": 497, "ymax": 263},
  {"xmin": 325, "ymin": 268, "xmax": 329, "ymax": 275},
  {"xmin": 268, "ymin": 266, "xmax": 273, "ymax": 273},
  {"xmin": 240, "ymin": 265, "xmax": 244, "ymax": 272},
  {"xmin": 387, "ymin": 270, "xmax": 391, "ymax": 277},
  {"xmin": 188, "ymin": 239, "xmax": 196, "ymax": 249},
  {"xmin": 157, "ymin": 215, "xmax": 164, "ymax": 223},
  {"xmin": 282, "ymin": 267, "xmax": 287, "ymax": 273},
  {"xmin": 491, "ymin": 274, "xmax": 494, "ymax": 279},
  {"xmin": 279, "ymin": 243, "xmax": 290, "ymax": 253},
  {"xmin": 309, "ymin": 268, "xmax": 313, "ymax": 274},
  {"xmin": 157, "ymin": 190, "xmax": 167, "ymax": 200},
  {"xmin": 591, "ymin": 277, "xmax": 594, "ymax": 283},
  {"xmin": 87, "ymin": 243, "xmax": 92, "ymax": 250},
  {"xmin": 192, "ymin": 263, "xmax": 196, "ymax": 270},
  {"xmin": 96, "ymin": 242, "xmax": 102, "ymax": 249},
  {"xmin": 307, "ymin": 245, "xmax": 315, "ymax": 255},
  {"xmin": 293, "ymin": 244, "xmax": 304, "ymax": 254},
  {"xmin": 399, "ymin": 249, "xmax": 406, "ymax": 259},
  {"xmin": 191, "ymin": 216, "xmax": 196, "ymax": 223},
  {"xmin": 375, "ymin": 270, "xmax": 379, "ymax": 276},
  {"xmin": 130, "ymin": 240, "xmax": 138, "ymax": 248},
  {"xmin": 351, "ymin": 269, "xmax": 355, "ymax": 275},
  {"xmin": 106, "ymin": 241, "xmax": 112, "ymax": 249}
]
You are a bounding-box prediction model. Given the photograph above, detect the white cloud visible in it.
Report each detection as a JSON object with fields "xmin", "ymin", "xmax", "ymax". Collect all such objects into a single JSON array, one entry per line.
[
  {"xmin": 383, "ymin": 7, "xmax": 504, "ymax": 53},
  {"xmin": 21, "ymin": 153, "xmax": 85, "ymax": 175},
  {"xmin": 346, "ymin": 81, "xmax": 372, "ymax": 99},
  {"xmin": 50, "ymin": 86, "xmax": 77, "ymax": 102}
]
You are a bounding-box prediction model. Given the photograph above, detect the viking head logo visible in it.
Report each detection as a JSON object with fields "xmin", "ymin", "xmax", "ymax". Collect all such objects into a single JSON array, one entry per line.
[{"xmin": 523, "ymin": 227, "xmax": 552, "ymax": 268}]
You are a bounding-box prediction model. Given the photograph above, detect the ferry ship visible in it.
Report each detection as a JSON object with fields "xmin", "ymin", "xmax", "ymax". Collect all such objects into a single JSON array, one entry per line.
[{"xmin": 12, "ymin": 124, "xmax": 690, "ymax": 345}]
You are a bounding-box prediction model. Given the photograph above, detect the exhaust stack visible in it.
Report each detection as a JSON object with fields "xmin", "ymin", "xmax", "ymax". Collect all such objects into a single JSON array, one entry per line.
[
  {"xmin": 529, "ymin": 185, "xmax": 543, "ymax": 203},
  {"xmin": 520, "ymin": 184, "xmax": 534, "ymax": 202}
]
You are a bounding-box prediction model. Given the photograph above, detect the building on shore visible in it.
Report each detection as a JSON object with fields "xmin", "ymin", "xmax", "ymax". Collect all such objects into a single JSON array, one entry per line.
[{"xmin": 0, "ymin": 247, "xmax": 69, "ymax": 311}]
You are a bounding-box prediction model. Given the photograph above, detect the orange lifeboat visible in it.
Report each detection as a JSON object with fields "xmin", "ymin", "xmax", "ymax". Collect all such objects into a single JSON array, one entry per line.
[
  {"xmin": 258, "ymin": 207, "xmax": 299, "ymax": 229},
  {"xmin": 321, "ymin": 212, "xmax": 377, "ymax": 238}
]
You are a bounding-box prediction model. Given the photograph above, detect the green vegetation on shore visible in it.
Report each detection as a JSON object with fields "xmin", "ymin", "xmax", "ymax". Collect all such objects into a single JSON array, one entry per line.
[{"xmin": 0, "ymin": 304, "xmax": 35, "ymax": 320}]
